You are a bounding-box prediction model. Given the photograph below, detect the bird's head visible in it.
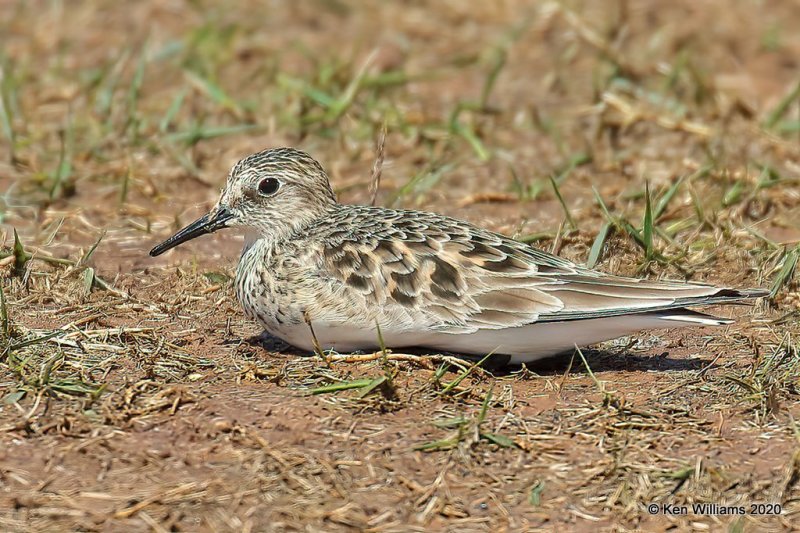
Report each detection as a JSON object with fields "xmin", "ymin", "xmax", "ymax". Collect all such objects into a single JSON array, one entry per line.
[{"xmin": 150, "ymin": 147, "xmax": 337, "ymax": 256}]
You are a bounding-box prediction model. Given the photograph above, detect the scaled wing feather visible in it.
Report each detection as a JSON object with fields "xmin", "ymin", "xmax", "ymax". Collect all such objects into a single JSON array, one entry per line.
[{"xmin": 317, "ymin": 206, "xmax": 735, "ymax": 332}]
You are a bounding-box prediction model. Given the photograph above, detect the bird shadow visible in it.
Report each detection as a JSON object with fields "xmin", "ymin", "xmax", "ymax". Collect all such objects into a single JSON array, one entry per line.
[
  {"xmin": 245, "ymin": 332, "xmax": 713, "ymax": 376},
  {"xmin": 498, "ymin": 347, "xmax": 711, "ymax": 377}
]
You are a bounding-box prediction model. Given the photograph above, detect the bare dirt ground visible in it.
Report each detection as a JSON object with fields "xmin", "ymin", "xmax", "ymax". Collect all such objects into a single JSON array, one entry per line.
[{"xmin": 2, "ymin": 1, "xmax": 800, "ymax": 531}]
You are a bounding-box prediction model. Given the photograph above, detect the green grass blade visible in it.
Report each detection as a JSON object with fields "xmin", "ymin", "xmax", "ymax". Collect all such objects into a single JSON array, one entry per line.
[
  {"xmin": 12, "ymin": 228, "xmax": 30, "ymax": 274},
  {"xmin": 326, "ymin": 51, "xmax": 375, "ymax": 121},
  {"xmin": 185, "ymin": 70, "xmax": 241, "ymax": 114},
  {"xmin": 770, "ymin": 245, "xmax": 800, "ymax": 299},
  {"xmin": 160, "ymin": 88, "xmax": 187, "ymax": 132},
  {"xmin": 310, "ymin": 378, "xmax": 374, "ymax": 395},
  {"xmin": 755, "ymin": 165, "xmax": 782, "ymax": 190},
  {"xmin": 619, "ymin": 219, "xmax": 646, "ymax": 249},
  {"xmin": 776, "ymin": 120, "xmax": 800, "ymax": 133},
  {"xmin": 0, "ymin": 55, "xmax": 17, "ymax": 160},
  {"xmin": 440, "ymin": 351, "xmax": 494, "ymax": 395},
  {"xmin": 722, "ymin": 180, "xmax": 745, "ymax": 207},
  {"xmin": 2, "ymin": 390, "xmax": 25, "ymax": 404},
  {"xmin": 592, "ymin": 186, "xmax": 616, "ymax": 224},
  {"xmin": 764, "ymin": 79, "xmax": 800, "ymax": 129},
  {"xmin": 432, "ymin": 416, "xmax": 468, "ymax": 429},
  {"xmin": 529, "ymin": 480, "xmax": 545, "ymax": 506},
  {"xmin": 587, "ymin": 222, "xmax": 611, "ymax": 268},
  {"xmin": 8, "ymin": 330, "xmax": 64, "ymax": 352},
  {"xmin": 50, "ymin": 115, "xmax": 74, "ymax": 200},
  {"xmin": 388, "ymin": 163, "xmax": 453, "ymax": 208},
  {"xmin": 356, "ymin": 375, "xmax": 388, "ymax": 399},
  {"xmin": 50, "ymin": 380, "xmax": 106, "ymax": 396},
  {"xmin": 96, "ymin": 48, "xmax": 131, "ymax": 120},
  {"xmin": 518, "ymin": 232, "xmax": 556, "ymax": 244},
  {"xmin": 477, "ymin": 385, "xmax": 494, "ymax": 426},
  {"xmin": 413, "ymin": 437, "xmax": 458, "ymax": 452},
  {"xmin": 82, "ymin": 267, "xmax": 96, "ymax": 296},
  {"xmin": 549, "ymin": 175, "xmax": 577, "ymax": 229},
  {"xmin": 480, "ymin": 47, "xmax": 506, "ymax": 109},
  {"xmin": 126, "ymin": 46, "xmax": 147, "ymax": 135},
  {"xmin": 452, "ymin": 120, "xmax": 490, "ymax": 161},
  {"xmin": 481, "ymin": 432, "xmax": 517, "ymax": 448},
  {"xmin": 81, "ymin": 230, "xmax": 106, "ymax": 265},
  {"xmin": 642, "ymin": 181, "xmax": 654, "ymax": 260},
  {"xmin": 654, "ymin": 176, "xmax": 684, "ymax": 219}
]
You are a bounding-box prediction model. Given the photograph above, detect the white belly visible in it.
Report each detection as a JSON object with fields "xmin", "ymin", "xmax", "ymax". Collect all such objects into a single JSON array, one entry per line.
[{"xmin": 265, "ymin": 312, "xmax": 719, "ymax": 364}]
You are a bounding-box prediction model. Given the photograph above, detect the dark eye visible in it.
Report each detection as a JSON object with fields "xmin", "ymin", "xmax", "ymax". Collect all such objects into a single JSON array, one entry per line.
[{"xmin": 257, "ymin": 178, "xmax": 280, "ymax": 196}]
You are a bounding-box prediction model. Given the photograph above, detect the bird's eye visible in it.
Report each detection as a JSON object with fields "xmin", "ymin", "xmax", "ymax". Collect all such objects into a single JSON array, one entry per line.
[{"xmin": 257, "ymin": 178, "xmax": 280, "ymax": 196}]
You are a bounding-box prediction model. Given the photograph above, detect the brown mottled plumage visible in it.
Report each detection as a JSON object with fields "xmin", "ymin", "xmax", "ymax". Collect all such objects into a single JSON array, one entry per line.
[{"xmin": 150, "ymin": 147, "xmax": 766, "ymax": 363}]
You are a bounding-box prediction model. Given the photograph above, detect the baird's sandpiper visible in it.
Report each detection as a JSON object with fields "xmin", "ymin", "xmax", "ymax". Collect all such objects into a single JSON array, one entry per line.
[{"xmin": 150, "ymin": 147, "xmax": 766, "ymax": 364}]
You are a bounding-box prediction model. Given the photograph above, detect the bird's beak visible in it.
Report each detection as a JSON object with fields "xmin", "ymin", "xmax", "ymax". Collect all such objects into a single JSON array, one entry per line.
[{"xmin": 149, "ymin": 205, "xmax": 235, "ymax": 257}]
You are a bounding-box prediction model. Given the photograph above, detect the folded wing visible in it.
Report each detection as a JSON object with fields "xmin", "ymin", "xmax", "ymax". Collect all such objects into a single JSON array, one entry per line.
[{"xmin": 319, "ymin": 207, "xmax": 764, "ymax": 333}]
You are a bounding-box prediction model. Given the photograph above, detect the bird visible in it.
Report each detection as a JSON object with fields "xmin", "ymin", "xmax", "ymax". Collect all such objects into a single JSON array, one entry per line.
[{"xmin": 149, "ymin": 147, "xmax": 766, "ymax": 364}]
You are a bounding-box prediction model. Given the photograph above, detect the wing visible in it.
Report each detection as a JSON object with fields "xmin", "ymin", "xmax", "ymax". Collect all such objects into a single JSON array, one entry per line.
[{"xmin": 318, "ymin": 206, "xmax": 754, "ymax": 334}]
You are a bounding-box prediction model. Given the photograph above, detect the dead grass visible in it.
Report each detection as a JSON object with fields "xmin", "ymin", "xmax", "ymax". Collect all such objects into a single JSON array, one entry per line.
[{"xmin": 2, "ymin": 0, "xmax": 800, "ymax": 531}]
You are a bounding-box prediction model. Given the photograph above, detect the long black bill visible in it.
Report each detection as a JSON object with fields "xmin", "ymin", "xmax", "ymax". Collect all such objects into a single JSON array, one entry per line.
[{"xmin": 149, "ymin": 206, "xmax": 234, "ymax": 257}]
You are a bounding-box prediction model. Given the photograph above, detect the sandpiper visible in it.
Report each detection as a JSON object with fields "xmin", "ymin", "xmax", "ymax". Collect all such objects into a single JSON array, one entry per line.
[{"xmin": 150, "ymin": 147, "xmax": 766, "ymax": 364}]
